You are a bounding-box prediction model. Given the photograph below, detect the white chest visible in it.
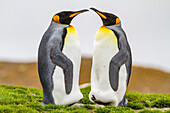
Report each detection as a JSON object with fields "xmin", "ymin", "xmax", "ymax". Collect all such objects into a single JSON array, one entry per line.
[
  {"xmin": 90, "ymin": 26, "xmax": 127, "ymax": 106},
  {"xmin": 52, "ymin": 26, "xmax": 83, "ymax": 105},
  {"xmin": 92, "ymin": 26, "xmax": 119, "ymax": 84}
]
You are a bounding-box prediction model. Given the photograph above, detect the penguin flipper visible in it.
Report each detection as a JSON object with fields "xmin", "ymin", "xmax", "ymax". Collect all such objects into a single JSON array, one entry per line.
[
  {"xmin": 110, "ymin": 28, "xmax": 132, "ymax": 87},
  {"xmin": 50, "ymin": 43, "xmax": 73, "ymax": 94},
  {"xmin": 109, "ymin": 49, "xmax": 128, "ymax": 91},
  {"xmin": 125, "ymin": 44, "xmax": 132, "ymax": 86}
]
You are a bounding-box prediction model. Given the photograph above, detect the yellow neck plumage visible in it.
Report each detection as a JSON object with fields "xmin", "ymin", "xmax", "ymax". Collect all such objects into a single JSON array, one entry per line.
[
  {"xmin": 95, "ymin": 26, "xmax": 118, "ymax": 45},
  {"xmin": 64, "ymin": 25, "xmax": 78, "ymax": 44}
]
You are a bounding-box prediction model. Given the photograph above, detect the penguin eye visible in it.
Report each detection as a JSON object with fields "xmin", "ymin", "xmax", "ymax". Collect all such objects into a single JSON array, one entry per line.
[
  {"xmin": 115, "ymin": 18, "xmax": 120, "ymax": 24},
  {"xmin": 53, "ymin": 15, "xmax": 61, "ymax": 24}
]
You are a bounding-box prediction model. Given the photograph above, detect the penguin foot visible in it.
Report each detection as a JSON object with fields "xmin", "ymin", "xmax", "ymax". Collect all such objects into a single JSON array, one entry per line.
[
  {"xmin": 91, "ymin": 95, "xmax": 110, "ymax": 105},
  {"xmin": 118, "ymin": 98, "xmax": 128, "ymax": 107},
  {"xmin": 124, "ymin": 98, "xmax": 128, "ymax": 106}
]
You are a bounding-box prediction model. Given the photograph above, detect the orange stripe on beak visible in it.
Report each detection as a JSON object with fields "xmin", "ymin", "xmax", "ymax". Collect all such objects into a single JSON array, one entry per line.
[
  {"xmin": 69, "ymin": 12, "xmax": 81, "ymax": 18},
  {"xmin": 96, "ymin": 11, "xmax": 107, "ymax": 19}
]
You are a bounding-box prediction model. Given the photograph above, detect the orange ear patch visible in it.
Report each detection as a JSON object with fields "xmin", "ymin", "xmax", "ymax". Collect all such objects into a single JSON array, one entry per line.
[
  {"xmin": 53, "ymin": 15, "xmax": 61, "ymax": 24},
  {"xmin": 69, "ymin": 12, "xmax": 81, "ymax": 18},
  {"xmin": 116, "ymin": 18, "xmax": 120, "ymax": 24},
  {"xmin": 96, "ymin": 11, "xmax": 107, "ymax": 19}
]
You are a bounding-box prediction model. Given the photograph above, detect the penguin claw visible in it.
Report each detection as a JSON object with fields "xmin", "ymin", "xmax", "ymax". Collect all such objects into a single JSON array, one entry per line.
[
  {"xmin": 91, "ymin": 95, "xmax": 96, "ymax": 101},
  {"xmin": 40, "ymin": 102, "xmax": 45, "ymax": 106}
]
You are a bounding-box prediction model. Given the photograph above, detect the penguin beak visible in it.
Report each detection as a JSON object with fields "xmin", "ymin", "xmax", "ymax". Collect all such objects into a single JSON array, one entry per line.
[
  {"xmin": 90, "ymin": 7, "xmax": 107, "ymax": 19},
  {"xmin": 69, "ymin": 9, "xmax": 89, "ymax": 18}
]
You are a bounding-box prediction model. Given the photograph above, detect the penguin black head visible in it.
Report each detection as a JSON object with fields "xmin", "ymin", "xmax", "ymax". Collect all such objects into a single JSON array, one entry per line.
[
  {"xmin": 52, "ymin": 9, "xmax": 88, "ymax": 25},
  {"xmin": 90, "ymin": 7, "xmax": 120, "ymax": 26}
]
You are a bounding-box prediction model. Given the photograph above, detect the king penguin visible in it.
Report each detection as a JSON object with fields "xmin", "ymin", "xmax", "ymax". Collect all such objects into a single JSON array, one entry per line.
[
  {"xmin": 89, "ymin": 8, "xmax": 132, "ymax": 107},
  {"xmin": 38, "ymin": 9, "xmax": 88, "ymax": 105}
]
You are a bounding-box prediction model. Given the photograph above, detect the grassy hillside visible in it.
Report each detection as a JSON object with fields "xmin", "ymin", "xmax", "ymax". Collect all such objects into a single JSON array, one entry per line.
[
  {"xmin": 0, "ymin": 58, "xmax": 170, "ymax": 94},
  {"xmin": 0, "ymin": 85, "xmax": 169, "ymax": 113}
]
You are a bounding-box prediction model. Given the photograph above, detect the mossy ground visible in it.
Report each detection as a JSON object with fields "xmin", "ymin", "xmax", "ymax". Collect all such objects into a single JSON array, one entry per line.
[{"xmin": 0, "ymin": 85, "xmax": 169, "ymax": 113}]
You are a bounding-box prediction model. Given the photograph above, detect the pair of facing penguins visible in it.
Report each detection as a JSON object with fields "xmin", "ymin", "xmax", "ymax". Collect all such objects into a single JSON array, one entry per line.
[{"xmin": 38, "ymin": 7, "xmax": 132, "ymax": 107}]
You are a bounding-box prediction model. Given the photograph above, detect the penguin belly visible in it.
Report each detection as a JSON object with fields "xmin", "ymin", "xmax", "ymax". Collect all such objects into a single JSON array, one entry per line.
[
  {"xmin": 52, "ymin": 26, "xmax": 83, "ymax": 105},
  {"xmin": 89, "ymin": 26, "xmax": 127, "ymax": 106}
]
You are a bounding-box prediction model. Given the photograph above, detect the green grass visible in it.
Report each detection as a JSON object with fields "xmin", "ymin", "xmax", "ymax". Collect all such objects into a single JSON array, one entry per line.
[{"xmin": 0, "ymin": 85, "xmax": 169, "ymax": 113}]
